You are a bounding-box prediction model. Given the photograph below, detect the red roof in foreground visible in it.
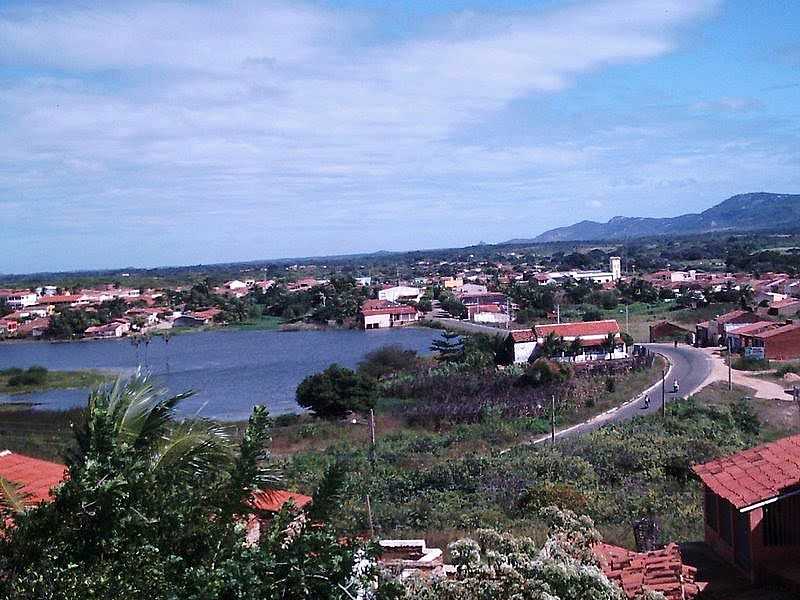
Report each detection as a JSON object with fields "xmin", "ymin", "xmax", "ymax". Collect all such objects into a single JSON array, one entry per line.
[
  {"xmin": 594, "ymin": 542, "xmax": 703, "ymax": 600},
  {"xmin": 534, "ymin": 319, "xmax": 620, "ymax": 339},
  {"xmin": 0, "ymin": 451, "xmax": 66, "ymax": 505},
  {"xmin": 692, "ymin": 434, "xmax": 800, "ymax": 509},
  {"xmin": 250, "ymin": 489, "xmax": 312, "ymax": 513}
]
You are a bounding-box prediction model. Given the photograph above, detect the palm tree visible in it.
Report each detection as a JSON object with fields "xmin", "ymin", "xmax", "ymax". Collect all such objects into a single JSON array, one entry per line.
[
  {"xmin": 602, "ymin": 332, "xmax": 618, "ymax": 360},
  {"xmin": 76, "ymin": 373, "xmax": 237, "ymax": 480},
  {"xmin": 568, "ymin": 337, "xmax": 583, "ymax": 361},
  {"xmin": 540, "ymin": 332, "xmax": 565, "ymax": 358}
]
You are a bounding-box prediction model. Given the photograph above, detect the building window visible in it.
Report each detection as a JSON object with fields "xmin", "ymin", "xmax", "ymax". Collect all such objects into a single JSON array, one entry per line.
[
  {"xmin": 719, "ymin": 499, "xmax": 732, "ymax": 545},
  {"xmin": 705, "ymin": 488, "xmax": 718, "ymax": 532}
]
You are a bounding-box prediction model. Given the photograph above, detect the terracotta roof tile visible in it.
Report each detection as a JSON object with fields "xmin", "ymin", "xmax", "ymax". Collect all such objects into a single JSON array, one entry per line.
[
  {"xmin": 594, "ymin": 543, "xmax": 703, "ymax": 600},
  {"xmin": 249, "ymin": 489, "xmax": 312, "ymax": 513},
  {"xmin": 692, "ymin": 434, "xmax": 800, "ymax": 509},
  {"xmin": 0, "ymin": 451, "xmax": 66, "ymax": 505},
  {"xmin": 534, "ymin": 319, "xmax": 620, "ymax": 339}
]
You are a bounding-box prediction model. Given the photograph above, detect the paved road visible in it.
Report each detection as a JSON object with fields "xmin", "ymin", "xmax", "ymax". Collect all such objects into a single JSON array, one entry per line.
[{"xmin": 529, "ymin": 343, "xmax": 715, "ymax": 444}]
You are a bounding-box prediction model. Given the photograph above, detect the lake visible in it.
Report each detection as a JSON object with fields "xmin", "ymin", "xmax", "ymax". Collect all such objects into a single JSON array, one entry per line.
[{"xmin": 0, "ymin": 327, "xmax": 440, "ymax": 420}]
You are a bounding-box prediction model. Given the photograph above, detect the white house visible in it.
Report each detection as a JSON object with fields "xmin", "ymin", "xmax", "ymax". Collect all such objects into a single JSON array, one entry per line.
[
  {"xmin": 508, "ymin": 319, "xmax": 627, "ymax": 364},
  {"xmin": 0, "ymin": 290, "xmax": 38, "ymax": 309},
  {"xmin": 536, "ymin": 256, "xmax": 622, "ymax": 286},
  {"xmin": 456, "ymin": 283, "xmax": 488, "ymax": 295},
  {"xmin": 360, "ymin": 299, "xmax": 421, "ymax": 329},
  {"xmin": 378, "ymin": 285, "xmax": 422, "ymax": 303},
  {"xmin": 470, "ymin": 304, "xmax": 510, "ymax": 325}
]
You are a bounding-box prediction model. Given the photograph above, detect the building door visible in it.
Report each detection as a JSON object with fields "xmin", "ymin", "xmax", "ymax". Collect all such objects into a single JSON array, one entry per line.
[{"xmin": 735, "ymin": 511, "xmax": 751, "ymax": 569}]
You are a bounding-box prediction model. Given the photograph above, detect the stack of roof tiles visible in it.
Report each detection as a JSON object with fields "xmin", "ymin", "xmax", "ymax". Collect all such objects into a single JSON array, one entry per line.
[
  {"xmin": 594, "ymin": 542, "xmax": 704, "ymax": 600},
  {"xmin": 692, "ymin": 434, "xmax": 800, "ymax": 509}
]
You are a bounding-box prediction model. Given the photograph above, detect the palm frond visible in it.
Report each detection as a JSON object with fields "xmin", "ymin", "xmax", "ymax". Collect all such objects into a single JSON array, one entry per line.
[
  {"xmin": 88, "ymin": 372, "xmax": 195, "ymax": 449},
  {"xmin": 151, "ymin": 421, "xmax": 233, "ymax": 479},
  {"xmin": 0, "ymin": 476, "xmax": 30, "ymax": 515},
  {"xmin": 307, "ymin": 460, "xmax": 346, "ymax": 521}
]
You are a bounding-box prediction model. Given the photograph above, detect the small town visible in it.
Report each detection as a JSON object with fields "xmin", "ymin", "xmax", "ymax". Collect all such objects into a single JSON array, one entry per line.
[{"xmin": 3, "ymin": 2, "xmax": 800, "ymax": 599}]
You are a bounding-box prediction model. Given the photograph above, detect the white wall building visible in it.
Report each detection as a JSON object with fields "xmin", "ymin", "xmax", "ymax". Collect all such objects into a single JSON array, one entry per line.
[
  {"xmin": 378, "ymin": 285, "xmax": 422, "ymax": 303},
  {"xmin": 508, "ymin": 319, "xmax": 627, "ymax": 364}
]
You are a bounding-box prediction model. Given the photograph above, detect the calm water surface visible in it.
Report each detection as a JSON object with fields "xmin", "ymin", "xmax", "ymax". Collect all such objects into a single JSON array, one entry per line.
[{"xmin": 0, "ymin": 328, "xmax": 438, "ymax": 420}]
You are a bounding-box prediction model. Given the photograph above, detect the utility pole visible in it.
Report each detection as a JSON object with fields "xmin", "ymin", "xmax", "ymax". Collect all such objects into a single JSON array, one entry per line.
[
  {"xmin": 369, "ymin": 408, "xmax": 376, "ymax": 468},
  {"xmin": 727, "ymin": 338, "xmax": 733, "ymax": 391},
  {"xmin": 366, "ymin": 495, "xmax": 375, "ymax": 538},
  {"xmin": 556, "ymin": 304, "xmax": 561, "ymax": 324},
  {"xmin": 661, "ymin": 368, "xmax": 666, "ymax": 418},
  {"xmin": 625, "ymin": 304, "xmax": 629, "ymax": 334},
  {"xmin": 794, "ymin": 386, "xmax": 800, "ymax": 433},
  {"xmin": 551, "ymin": 394, "xmax": 556, "ymax": 444}
]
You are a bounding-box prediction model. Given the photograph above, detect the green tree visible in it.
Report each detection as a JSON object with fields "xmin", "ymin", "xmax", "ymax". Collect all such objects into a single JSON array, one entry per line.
[
  {"xmin": 539, "ymin": 331, "xmax": 565, "ymax": 359},
  {"xmin": 602, "ymin": 332, "xmax": 618, "ymax": 359},
  {"xmin": 358, "ymin": 345, "xmax": 418, "ymax": 380},
  {"xmin": 0, "ymin": 375, "xmax": 376, "ymax": 599},
  {"xmin": 296, "ymin": 364, "xmax": 377, "ymax": 419},
  {"xmin": 430, "ymin": 330, "xmax": 465, "ymax": 362}
]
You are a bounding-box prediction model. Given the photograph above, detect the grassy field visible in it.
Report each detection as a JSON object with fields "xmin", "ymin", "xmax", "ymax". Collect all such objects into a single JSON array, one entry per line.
[
  {"xmin": 599, "ymin": 301, "xmax": 739, "ymax": 342},
  {"xmin": 228, "ymin": 315, "xmax": 285, "ymax": 331},
  {"xmin": 0, "ymin": 369, "xmax": 109, "ymax": 396}
]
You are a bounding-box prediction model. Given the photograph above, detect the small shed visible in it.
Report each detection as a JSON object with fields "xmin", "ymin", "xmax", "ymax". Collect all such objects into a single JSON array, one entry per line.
[
  {"xmin": 692, "ymin": 435, "xmax": 800, "ymax": 585},
  {"xmin": 648, "ymin": 321, "xmax": 692, "ymax": 343}
]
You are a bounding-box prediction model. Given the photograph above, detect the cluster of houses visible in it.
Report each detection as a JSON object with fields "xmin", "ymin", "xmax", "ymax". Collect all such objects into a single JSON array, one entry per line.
[
  {"xmin": 694, "ymin": 307, "xmax": 800, "ymax": 360},
  {"xmin": 3, "ymin": 431, "xmax": 797, "ymax": 595},
  {"xmin": 0, "ymin": 283, "xmax": 231, "ymax": 340}
]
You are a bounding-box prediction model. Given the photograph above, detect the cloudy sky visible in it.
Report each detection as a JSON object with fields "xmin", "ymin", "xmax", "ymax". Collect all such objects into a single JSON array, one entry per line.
[{"xmin": 2, "ymin": 0, "xmax": 799, "ymax": 273}]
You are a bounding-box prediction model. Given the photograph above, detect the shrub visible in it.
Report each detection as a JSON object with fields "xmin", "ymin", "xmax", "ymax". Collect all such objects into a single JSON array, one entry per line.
[
  {"xmin": 357, "ymin": 345, "xmax": 418, "ymax": 380},
  {"xmin": 731, "ymin": 356, "xmax": 770, "ymax": 371},
  {"xmin": 521, "ymin": 359, "xmax": 573, "ymax": 386},
  {"xmin": 775, "ymin": 362, "xmax": 800, "ymax": 377},
  {"xmin": 582, "ymin": 309, "xmax": 603, "ymax": 322},
  {"xmin": 6, "ymin": 366, "xmax": 48, "ymax": 387},
  {"xmin": 296, "ymin": 363, "xmax": 377, "ymax": 419}
]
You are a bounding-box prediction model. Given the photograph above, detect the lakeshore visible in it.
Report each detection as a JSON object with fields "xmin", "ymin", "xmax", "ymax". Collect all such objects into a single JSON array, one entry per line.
[{"xmin": 0, "ymin": 326, "xmax": 440, "ymax": 419}]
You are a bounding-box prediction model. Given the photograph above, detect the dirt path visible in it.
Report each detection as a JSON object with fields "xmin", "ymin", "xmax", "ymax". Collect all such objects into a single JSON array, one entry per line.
[{"xmin": 697, "ymin": 348, "xmax": 792, "ymax": 401}]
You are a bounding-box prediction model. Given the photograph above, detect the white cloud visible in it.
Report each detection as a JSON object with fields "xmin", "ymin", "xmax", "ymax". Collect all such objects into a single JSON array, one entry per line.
[{"xmin": 8, "ymin": 0, "xmax": 785, "ymax": 272}]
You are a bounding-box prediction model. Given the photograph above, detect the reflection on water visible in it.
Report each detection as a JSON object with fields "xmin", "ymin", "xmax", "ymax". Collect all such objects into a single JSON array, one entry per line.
[{"xmin": 0, "ymin": 328, "xmax": 438, "ymax": 420}]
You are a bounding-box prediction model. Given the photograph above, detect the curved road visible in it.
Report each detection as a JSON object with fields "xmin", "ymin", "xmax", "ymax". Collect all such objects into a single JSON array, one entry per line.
[{"xmin": 530, "ymin": 343, "xmax": 715, "ymax": 444}]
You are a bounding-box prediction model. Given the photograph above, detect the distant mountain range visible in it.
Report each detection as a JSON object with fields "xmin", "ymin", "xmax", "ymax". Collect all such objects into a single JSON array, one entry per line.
[{"xmin": 512, "ymin": 193, "xmax": 800, "ymax": 243}]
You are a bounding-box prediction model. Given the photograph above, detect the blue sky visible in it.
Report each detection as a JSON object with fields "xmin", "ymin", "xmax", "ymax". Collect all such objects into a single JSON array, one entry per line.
[{"xmin": 1, "ymin": 0, "xmax": 799, "ymax": 273}]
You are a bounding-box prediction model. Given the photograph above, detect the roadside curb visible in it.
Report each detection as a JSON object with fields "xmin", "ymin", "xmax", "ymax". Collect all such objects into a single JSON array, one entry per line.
[{"xmin": 525, "ymin": 350, "xmax": 675, "ymax": 447}]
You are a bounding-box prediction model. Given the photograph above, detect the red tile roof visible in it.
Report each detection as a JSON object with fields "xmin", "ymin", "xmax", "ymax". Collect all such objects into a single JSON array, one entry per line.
[
  {"xmin": 250, "ymin": 489, "xmax": 312, "ymax": 513},
  {"xmin": 534, "ymin": 319, "xmax": 620, "ymax": 339},
  {"xmin": 727, "ymin": 321, "xmax": 778, "ymax": 336},
  {"xmin": 41, "ymin": 294, "xmax": 83, "ymax": 304},
  {"xmin": 714, "ymin": 309, "xmax": 758, "ymax": 325},
  {"xmin": 594, "ymin": 542, "xmax": 703, "ymax": 600},
  {"xmin": 751, "ymin": 321, "xmax": 800, "ymax": 339},
  {"xmin": 692, "ymin": 434, "xmax": 800, "ymax": 509},
  {"xmin": 0, "ymin": 451, "xmax": 66, "ymax": 505},
  {"xmin": 771, "ymin": 298, "xmax": 800, "ymax": 309},
  {"xmin": 509, "ymin": 329, "xmax": 536, "ymax": 343},
  {"xmin": 361, "ymin": 299, "xmax": 418, "ymax": 316}
]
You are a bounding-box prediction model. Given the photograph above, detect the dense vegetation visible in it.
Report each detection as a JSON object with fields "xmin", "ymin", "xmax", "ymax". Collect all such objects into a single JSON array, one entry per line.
[
  {"xmin": 282, "ymin": 393, "xmax": 762, "ymax": 548},
  {"xmin": 0, "ymin": 376, "xmax": 376, "ymax": 599}
]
